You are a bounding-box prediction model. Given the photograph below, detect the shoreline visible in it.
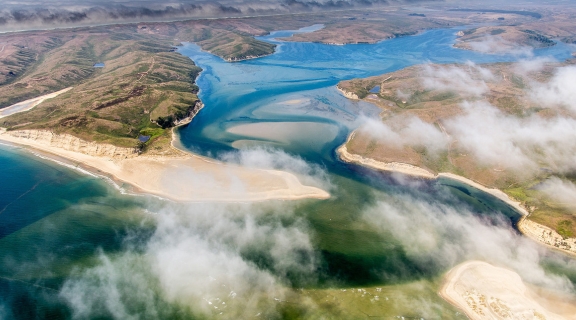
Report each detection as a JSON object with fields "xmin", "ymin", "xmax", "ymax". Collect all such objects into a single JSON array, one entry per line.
[
  {"xmin": 0, "ymin": 128, "xmax": 330, "ymax": 203},
  {"xmin": 336, "ymin": 130, "xmax": 576, "ymax": 256}
]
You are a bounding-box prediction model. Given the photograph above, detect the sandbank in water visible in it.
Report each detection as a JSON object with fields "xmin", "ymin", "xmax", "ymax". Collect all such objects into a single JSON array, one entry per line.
[{"xmin": 440, "ymin": 260, "xmax": 576, "ymax": 319}]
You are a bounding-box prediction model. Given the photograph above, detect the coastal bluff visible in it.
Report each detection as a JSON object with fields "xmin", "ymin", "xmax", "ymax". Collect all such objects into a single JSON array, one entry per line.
[
  {"xmin": 336, "ymin": 86, "xmax": 359, "ymax": 100},
  {"xmin": 0, "ymin": 129, "xmax": 136, "ymax": 159}
]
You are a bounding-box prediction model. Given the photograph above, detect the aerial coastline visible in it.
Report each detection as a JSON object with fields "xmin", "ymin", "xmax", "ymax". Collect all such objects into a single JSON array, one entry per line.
[
  {"xmin": 335, "ymin": 59, "xmax": 576, "ymax": 257},
  {"xmin": 339, "ymin": 139, "xmax": 530, "ymax": 216},
  {"xmin": 0, "ymin": 128, "xmax": 329, "ymax": 202},
  {"xmin": 1, "ymin": 2, "xmax": 576, "ymax": 318}
]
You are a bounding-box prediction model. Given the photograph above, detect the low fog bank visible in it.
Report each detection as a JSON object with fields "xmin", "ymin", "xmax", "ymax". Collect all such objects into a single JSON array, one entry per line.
[
  {"xmin": 219, "ymin": 146, "xmax": 333, "ymax": 191},
  {"xmin": 55, "ymin": 178, "xmax": 576, "ymax": 318},
  {"xmin": 538, "ymin": 177, "xmax": 576, "ymax": 206},
  {"xmin": 363, "ymin": 191, "xmax": 575, "ymax": 292},
  {"xmin": 361, "ymin": 59, "xmax": 576, "ymax": 176},
  {"xmin": 0, "ymin": 0, "xmax": 441, "ymax": 31},
  {"xmin": 57, "ymin": 147, "xmax": 331, "ymax": 318},
  {"xmin": 60, "ymin": 201, "xmax": 319, "ymax": 318}
]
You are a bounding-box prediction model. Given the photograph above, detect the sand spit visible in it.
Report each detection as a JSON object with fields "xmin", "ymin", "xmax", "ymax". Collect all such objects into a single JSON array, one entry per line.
[
  {"xmin": 336, "ymin": 136, "xmax": 576, "ymax": 256},
  {"xmin": 440, "ymin": 260, "xmax": 575, "ymax": 320},
  {"xmin": 337, "ymin": 142, "xmax": 436, "ymax": 178},
  {"xmin": 0, "ymin": 87, "xmax": 72, "ymax": 118},
  {"xmin": 0, "ymin": 129, "xmax": 329, "ymax": 202},
  {"xmin": 519, "ymin": 218, "xmax": 576, "ymax": 256}
]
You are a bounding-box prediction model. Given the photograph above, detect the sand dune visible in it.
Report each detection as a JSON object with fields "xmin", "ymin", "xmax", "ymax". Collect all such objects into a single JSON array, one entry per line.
[{"xmin": 440, "ymin": 260, "xmax": 576, "ymax": 320}]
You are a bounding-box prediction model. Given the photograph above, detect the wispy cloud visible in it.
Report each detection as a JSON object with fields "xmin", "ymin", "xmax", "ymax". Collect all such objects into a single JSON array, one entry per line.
[
  {"xmin": 462, "ymin": 35, "xmax": 534, "ymax": 57},
  {"xmin": 537, "ymin": 177, "xmax": 576, "ymax": 206},
  {"xmin": 362, "ymin": 192, "xmax": 574, "ymax": 291},
  {"xmin": 60, "ymin": 201, "xmax": 319, "ymax": 318},
  {"xmin": 359, "ymin": 114, "xmax": 449, "ymax": 154},
  {"xmin": 530, "ymin": 65, "xmax": 576, "ymax": 113},
  {"xmin": 219, "ymin": 146, "xmax": 332, "ymax": 191},
  {"xmin": 363, "ymin": 61, "xmax": 576, "ymax": 176},
  {"xmin": 445, "ymin": 100, "xmax": 576, "ymax": 173},
  {"xmin": 421, "ymin": 62, "xmax": 494, "ymax": 96}
]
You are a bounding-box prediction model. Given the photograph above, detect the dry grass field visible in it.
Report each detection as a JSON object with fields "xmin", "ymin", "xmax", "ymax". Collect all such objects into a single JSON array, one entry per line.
[{"xmin": 339, "ymin": 58, "xmax": 576, "ymax": 237}]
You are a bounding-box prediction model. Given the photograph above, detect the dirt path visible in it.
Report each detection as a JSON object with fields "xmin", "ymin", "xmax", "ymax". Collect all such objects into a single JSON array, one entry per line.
[{"xmin": 137, "ymin": 57, "xmax": 155, "ymax": 82}]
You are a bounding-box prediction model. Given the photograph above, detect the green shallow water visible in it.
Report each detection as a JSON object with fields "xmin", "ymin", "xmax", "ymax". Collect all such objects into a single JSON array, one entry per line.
[{"xmin": 0, "ymin": 26, "xmax": 575, "ymax": 319}]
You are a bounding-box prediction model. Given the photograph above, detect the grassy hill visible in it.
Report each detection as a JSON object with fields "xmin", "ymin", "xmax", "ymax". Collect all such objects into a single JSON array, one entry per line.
[
  {"xmin": 338, "ymin": 61, "xmax": 576, "ymax": 237},
  {"xmin": 0, "ymin": 26, "xmax": 201, "ymax": 154}
]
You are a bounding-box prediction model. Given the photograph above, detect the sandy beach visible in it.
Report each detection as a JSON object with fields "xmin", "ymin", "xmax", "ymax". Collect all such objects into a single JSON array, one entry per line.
[
  {"xmin": 337, "ymin": 141, "xmax": 436, "ymax": 178},
  {"xmin": 0, "ymin": 87, "xmax": 72, "ymax": 118},
  {"xmin": 440, "ymin": 260, "xmax": 575, "ymax": 319},
  {"xmin": 0, "ymin": 129, "xmax": 330, "ymax": 202},
  {"xmin": 337, "ymin": 135, "xmax": 528, "ymax": 215},
  {"xmin": 437, "ymin": 172, "xmax": 530, "ymax": 216},
  {"xmin": 518, "ymin": 217, "xmax": 576, "ymax": 256},
  {"xmin": 336, "ymin": 132, "xmax": 576, "ymax": 256}
]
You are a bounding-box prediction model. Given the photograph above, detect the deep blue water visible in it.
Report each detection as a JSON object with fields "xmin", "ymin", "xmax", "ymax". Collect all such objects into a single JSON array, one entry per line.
[{"xmin": 0, "ymin": 145, "xmax": 107, "ymax": 238}]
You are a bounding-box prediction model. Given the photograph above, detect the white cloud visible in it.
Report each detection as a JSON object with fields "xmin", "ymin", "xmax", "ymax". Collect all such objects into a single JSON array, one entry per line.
[
  {"xmin": 421, "ymin": 63, "xmax": 490, "ymax": 96},
  {"xmin": 445, "ymin": 101, "xmax": 576, "ymax": 173},
  {"xmin": 530, "ymin": 65, "xmax": 576, "ymax": 113},
  {"xmin": 464, "ymin": 35, "xmax": 534, "ymax": 57},
  {"xmin": 359, "ymin": 115, "xmax": 449, "ymax": 154},
  {"xmin": 538, "ymin": 177, "xmax": 576, "ymax": 206},
  {"xmin": 362, "ymin": 193, "xmax": 573, "ymax": 290},
  {"xmin": 219, "ymin": 146, "xmax": 332, "ymax": 190},
  {"xmin": 60, "ymin": 202, "xmax": 319, "ymax": 318},
  {"xmin": 514, "ymin": 56, "xmax": 555, "ymax": 75}
]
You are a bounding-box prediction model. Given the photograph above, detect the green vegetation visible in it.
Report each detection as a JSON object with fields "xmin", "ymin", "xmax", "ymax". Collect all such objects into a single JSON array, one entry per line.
[
  {"xmin": 558, "ymin": 220, "xmax": 574, "ymax": 239},
  {"xmin": 0, "ymin": 26, "xmax": 202, "ymax": 152},
  {"xmin": 503, "ymin": 175, "xmax": 576, "ymax": 238},
  {"xmin": 140, "ymin": 127, "xmax": 164, "ymax": 138},
  {"xmin": 522, "ymin": 29, "xmax": 555, "ymax": 47},
  {"xmin": 490, "ymin": 28, "xmax": 506, "ymax": 35}
]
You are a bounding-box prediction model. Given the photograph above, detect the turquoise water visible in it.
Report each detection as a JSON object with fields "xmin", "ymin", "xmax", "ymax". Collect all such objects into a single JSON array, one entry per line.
[
  {"xmin": 177, "ymin": 26, "xmax": 572, "ymax": 160},
  {"xmin": 0, "ymin": 26, "xmax": 575, "ymax": 319}
]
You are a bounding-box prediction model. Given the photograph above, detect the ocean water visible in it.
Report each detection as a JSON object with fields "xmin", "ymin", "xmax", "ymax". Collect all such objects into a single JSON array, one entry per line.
[{"xmin": 0, "ymin": 26, "xmax": 575, "ymax": 319}]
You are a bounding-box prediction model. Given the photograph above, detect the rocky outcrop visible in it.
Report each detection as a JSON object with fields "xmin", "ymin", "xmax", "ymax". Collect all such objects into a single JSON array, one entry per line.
[
  {"xmin": 519, "ymin": 218, "xmax": 576, "ymax": 255},
  {"xmin": 173, "ymin": 100, "xmax": 204, "ymax": 127},
  {"xmin": 336, "ymin": 86, "xmax": 359, "ymax": 100},
  {"xmin": 1, "ymin": 129, "xmax": 136, "ymax": 159}
]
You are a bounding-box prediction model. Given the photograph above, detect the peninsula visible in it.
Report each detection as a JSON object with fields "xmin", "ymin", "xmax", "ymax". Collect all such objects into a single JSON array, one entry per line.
[{"xmin": 336, "ymin": 59, "xmax": 576, "ymax": 256}]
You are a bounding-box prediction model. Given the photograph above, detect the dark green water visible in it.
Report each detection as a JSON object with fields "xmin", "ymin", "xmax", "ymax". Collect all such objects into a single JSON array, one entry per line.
[{"xmin": 0, "ymin": 26, "xmax": 575, "ymax": 319}]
